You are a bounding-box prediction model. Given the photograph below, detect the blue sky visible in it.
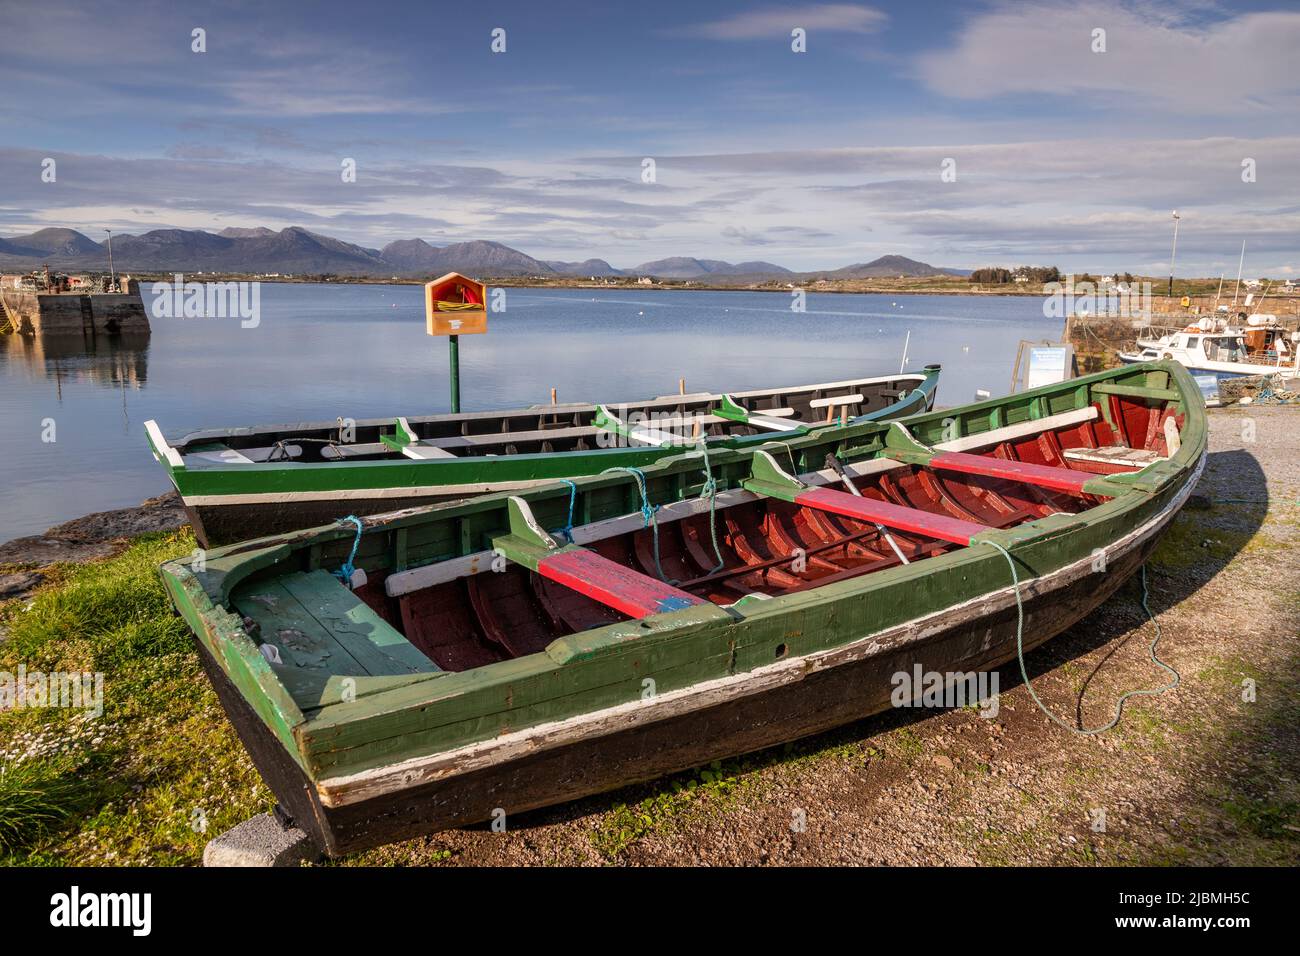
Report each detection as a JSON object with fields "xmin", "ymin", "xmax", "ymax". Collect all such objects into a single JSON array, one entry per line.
[{"xmin": 2, "ymin": 0, "xmax": 1298, "ymax": 274}]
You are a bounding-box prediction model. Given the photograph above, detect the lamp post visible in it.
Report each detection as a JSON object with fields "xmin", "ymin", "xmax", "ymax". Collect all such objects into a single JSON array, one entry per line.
[
  {"xmin": 1167, "ymin": 210, "xmax": 1180, "ymax": 299},
  {"xmin": 105, "ymin": 229, "xmax": 116, "ymax": 290}
]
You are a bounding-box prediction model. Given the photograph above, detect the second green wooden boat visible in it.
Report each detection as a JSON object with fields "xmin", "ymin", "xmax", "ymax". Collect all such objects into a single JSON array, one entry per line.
[
  {"xmin": 145, "ymin": 366, "xmax": 939, "ymax": 546},
  {"xmin": 161, "ymin": 361, "xmax": 1203, "ymax": 856}
]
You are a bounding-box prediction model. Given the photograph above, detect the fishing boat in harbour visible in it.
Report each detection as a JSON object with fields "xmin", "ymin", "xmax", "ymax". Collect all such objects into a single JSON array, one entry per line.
[
  {"xmin": 145, "ymin": 366, "xmax": 940, "ymax": 546},
  {"xmin": 160, "ymin": 359, "xmax": 1204, "ymax": 856},
  {"xmin": 1119, "ymin": 315, "xmax": 1300, "ymax": 381}
]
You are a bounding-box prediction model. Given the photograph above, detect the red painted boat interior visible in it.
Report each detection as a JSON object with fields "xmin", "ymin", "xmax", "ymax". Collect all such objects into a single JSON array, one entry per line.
[{"xmin": 344, "ymin": 398, "xmax": 1184, "ymax": 672}]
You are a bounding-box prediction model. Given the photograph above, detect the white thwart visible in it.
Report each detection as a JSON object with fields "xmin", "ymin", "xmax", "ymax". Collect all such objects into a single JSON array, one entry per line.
[
  {"xmin": 932, "ymin": 406, "xmax": 1097, "ymax": 453},
  {"xmin": 809, "ymin": 393, "xmax": 864, "ymax": 409},
  {"xmin": 400, "ymin": 444, "xmax": 458, "ymax": 460},
  {"xmin": 1063, "ymin": 446, "xmax": 1161, "ymax": 467}
]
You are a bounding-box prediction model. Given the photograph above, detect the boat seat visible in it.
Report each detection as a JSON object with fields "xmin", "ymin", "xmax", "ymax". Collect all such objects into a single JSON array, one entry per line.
[
  {"xmin": 537, "ymin": 548, "xmax": 711, "ymax": 619},
  {"xmin": 738, "ymin": 407, "xmax": 799, "ymax": 432},
  {"xmin": 320, "ymin": 442, "xmax": 391, "ymax": 460},
  {"xmin": 401, "ymin": 443, "xmax": 458, "ymax": 460},
  {"xmin": 407, "ymin": 425, "xmax": 599, "ymax": 450},
  {"xmin": 185, "ymin": 444, "xmax": 256, "ymax": 465},
  {"xmin": 625, "ymin": 413, "xmax": 732, "ymax": 445},
  {"xmin": 746, "ymin": 414, "xmax": 801, "ymax": 432},
  {"xmin": 796, "ymin": 486, "xmax": 992, "ymax": 546},
  {"xmin": 931, "ymin": 406, "xmax": 1098, "ymax": 453},
  {"xmin": 185, "ymin": 442, "xmax": 301, "ymax": 465},
  {"xmin": 235, "ymin": 570, "xmax": 439, "ymax": 679},
  {"xmin": 810, "ymin": 393, "xmax": 864, "ymax": 424},
  {"xmin": 715, "ymin": 395, "xmax": 800, "ymax": 432},
  {"xmin": 1062, "ymin": 446, "xmax": 1161, "ymax": 469},
  {"xmin": 809, "ymin": 393, "xmax": 863, "ymax": 409},
  {"xmin": 927, "ymin": 451, "xmax": 1101, "ymax": 496}
]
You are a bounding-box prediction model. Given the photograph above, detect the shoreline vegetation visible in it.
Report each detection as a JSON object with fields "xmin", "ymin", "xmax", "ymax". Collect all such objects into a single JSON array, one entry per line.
[
  {"xmin": 91, "ymin": 272, "xmax": 1297, "ymax": 300},
  {"xmin": 0, "ymin": 408, "xmax": 1296, "ymax": 865}
]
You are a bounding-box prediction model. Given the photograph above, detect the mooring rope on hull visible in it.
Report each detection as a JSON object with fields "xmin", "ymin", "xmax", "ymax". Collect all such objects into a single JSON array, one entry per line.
[
  {"xmin": 331, "ymin": 515, "xmax": 365, "ymax": 588},
  {"xmin": 600, "ymin": 445, "xmax": 726, "ymax": 585},
  {"xmin": 982, "ymin": 540, "xmax": 1180, "ymax": 736}
]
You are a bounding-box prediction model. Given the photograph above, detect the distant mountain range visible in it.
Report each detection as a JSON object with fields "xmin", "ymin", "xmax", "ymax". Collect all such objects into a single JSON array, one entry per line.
[{"xmin": 0, "ymin": 226, "xmax": 969, "ymax": 280}]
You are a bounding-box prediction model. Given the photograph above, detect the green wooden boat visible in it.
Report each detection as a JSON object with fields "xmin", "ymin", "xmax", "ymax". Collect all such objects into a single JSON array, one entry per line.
[
  {"xmin": 146, "ymin": 366, "xmax": 940, "ymax": 547},
  {"xmin": 159, "ymin": 360, "xmax": 1203, "ymax": 856}
]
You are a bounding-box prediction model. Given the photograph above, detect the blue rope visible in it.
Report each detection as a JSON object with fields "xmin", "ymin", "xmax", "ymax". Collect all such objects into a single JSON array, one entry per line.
[
  {"xmin": 553, "ymin": 479, "xmax": 578, "ymax": 543},
  {"xmin": 983, "ymin": 540, "xmax": 1179, "ymax": 735},
  {"xmin": 695, "ymin": 440, "xmax": 725, "ymax": 574},
  {"xmin": 332, "ymin": 515, "xmax": 364, "ymax": 587},
  {"xmin": 600, "ymin": 466, "xmax": 671, "ymax": 582}
]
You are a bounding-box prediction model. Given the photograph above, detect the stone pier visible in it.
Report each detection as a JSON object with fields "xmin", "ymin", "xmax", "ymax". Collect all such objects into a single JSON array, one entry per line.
[{"xmin": 0, "ymin": 290, "xmax": 150, "ymax": 335}]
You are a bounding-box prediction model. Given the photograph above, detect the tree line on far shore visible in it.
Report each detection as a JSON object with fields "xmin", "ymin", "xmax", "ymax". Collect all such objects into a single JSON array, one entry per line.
[{"xmin": 969, "ymin": 266, "xmax": 1142, "ymax": 286}]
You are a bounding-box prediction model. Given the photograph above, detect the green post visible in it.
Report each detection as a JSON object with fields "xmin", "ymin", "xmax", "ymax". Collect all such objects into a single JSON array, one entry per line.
[{"xmin": 448, "ymin": 334, "xmax": 461, "ymax": 413}]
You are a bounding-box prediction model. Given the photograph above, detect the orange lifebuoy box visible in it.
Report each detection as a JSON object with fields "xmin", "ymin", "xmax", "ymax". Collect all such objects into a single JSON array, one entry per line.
[{"xmin": 425, "ymin": 272, "xmax": 487, "ymax": 336}]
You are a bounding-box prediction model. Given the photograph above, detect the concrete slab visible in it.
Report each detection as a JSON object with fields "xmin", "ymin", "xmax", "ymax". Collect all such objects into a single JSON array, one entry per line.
[{"xmin": 203, "ymin": 812, "xmax": 318, "ymax": 867}]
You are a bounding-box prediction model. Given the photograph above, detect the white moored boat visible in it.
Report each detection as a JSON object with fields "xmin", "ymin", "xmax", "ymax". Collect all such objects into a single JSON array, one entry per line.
[{"xmin": 1119, "ymin": 314, "xmax": 1300, "ymax": 381}]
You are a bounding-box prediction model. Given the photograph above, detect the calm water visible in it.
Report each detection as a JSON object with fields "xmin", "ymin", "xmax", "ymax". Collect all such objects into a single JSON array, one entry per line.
[{"xmin": 0, "ymin": 284, "xmax": 1054, "ymax": 540}]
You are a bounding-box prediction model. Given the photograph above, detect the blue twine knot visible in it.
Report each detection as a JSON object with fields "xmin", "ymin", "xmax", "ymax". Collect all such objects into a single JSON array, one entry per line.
[
  {"xmin": 553, "ymin": 479, "xmax": 578, "ymax": 543},
  {"xmin": 332, "ymin": 515, "xmax": 364, "ymax": 587}
]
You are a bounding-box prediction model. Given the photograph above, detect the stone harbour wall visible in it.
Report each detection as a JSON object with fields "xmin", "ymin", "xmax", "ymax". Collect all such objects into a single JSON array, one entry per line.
[{"xmin": 0, "ymin": 291, "xmax": 151, "ymax": 335}]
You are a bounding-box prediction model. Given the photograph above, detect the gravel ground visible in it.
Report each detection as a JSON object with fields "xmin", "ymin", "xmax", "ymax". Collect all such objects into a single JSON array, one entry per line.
[{"xmin": 347, "ymin": 405, "xmax": 1300, "ymax": 866}]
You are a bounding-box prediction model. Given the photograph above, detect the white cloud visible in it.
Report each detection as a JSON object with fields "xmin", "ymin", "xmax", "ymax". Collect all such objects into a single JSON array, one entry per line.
[
  {"xmin": 916, "ymin": 2, "xmax": 1300, "ymax": 113},
  {"xmin": 694, "ymin": 4, "xmax": 886, "ymax": 40},
  {"xmin": 4, "ymin": 130, "xmax": 1298, "ymax": 274}
]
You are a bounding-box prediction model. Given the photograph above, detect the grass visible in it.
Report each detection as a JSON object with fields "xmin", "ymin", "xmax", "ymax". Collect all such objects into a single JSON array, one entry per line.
[
  {"xmin": 590, "ymin": 760, "xmax": 747, "ymax": 860},
  {"xmin": 0, "ymin": 757, "xmax": 88, "ymax": 853},
  {"xmin": 0, "ymin": 530, "xmax": 272, "ymax": 865}
]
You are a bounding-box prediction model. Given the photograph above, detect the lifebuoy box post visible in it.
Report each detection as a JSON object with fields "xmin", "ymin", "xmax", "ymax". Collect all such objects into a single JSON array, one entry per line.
[
  {"xmin": 425, "ymin": 273, "xmax": 487, "ymax": 336},
  {"xmin": 424, "ymin": 273, "xmax": 487, "ymax": 413}
]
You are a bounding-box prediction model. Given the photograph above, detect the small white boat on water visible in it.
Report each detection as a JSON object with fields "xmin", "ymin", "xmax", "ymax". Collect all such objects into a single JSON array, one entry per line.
[{"xmin": 1119, "ymin": 315, "xmax": 1300, "ymax": 381}]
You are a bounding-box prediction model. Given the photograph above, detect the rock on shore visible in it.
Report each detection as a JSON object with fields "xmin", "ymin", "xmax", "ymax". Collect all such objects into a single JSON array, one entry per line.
[{"xmin": 0, "ymin": 493, "xmax": 188, "ymax": 600}]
